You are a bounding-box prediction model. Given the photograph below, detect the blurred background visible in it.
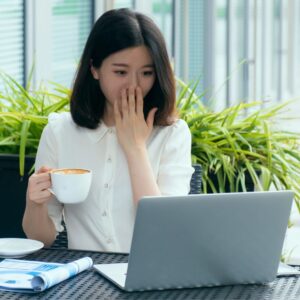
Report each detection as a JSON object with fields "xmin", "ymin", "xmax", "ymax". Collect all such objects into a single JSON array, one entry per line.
[{"xmin": 1, "ymin": 0, "xmax": 300, "ymax": 112}]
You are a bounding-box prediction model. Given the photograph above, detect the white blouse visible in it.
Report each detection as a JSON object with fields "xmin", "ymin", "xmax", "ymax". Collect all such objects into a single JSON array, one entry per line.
[{"xmin": 35, "ymin": 112, "xmax": 194, "ymax": 253}]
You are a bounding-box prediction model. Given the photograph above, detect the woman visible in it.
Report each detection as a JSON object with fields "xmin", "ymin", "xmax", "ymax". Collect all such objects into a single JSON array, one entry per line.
[{"xmin": 23, "ymin": 8, "xmax": 194, "ymax": 252}]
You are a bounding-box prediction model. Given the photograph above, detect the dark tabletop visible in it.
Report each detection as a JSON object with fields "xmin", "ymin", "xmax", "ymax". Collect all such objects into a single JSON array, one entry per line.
[{"xmin": 0, "ymin": 248, "xmax": 300, "ymax": 300}]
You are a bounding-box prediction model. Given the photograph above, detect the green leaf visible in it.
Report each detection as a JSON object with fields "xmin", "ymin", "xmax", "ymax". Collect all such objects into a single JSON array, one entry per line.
[{"xmin": 19, "ymin": 120, "xmax": 32, "ymax": 177}]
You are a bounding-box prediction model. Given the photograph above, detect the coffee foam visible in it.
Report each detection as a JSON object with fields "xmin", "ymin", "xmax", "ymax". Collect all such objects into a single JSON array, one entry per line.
[{"xmin": 52, "ymin": 169, "xmax": 89, "ymax": 175}]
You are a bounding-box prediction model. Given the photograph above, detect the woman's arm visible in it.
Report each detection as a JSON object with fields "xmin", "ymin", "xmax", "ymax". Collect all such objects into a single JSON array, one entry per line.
[
  {"xmin": 114, "ymin": 87, "xmax": 160, "ymax": 204},
  {"xmin": 23, "ymin": 120, "xmax": 62, "ymax": 246},
  {"xmin": 22, "ymin": 167, "xmax": 57, "ymax": 247},
  {"xmin": 124, "ymin": 146, "xmax": 161, "ymax": 205}
]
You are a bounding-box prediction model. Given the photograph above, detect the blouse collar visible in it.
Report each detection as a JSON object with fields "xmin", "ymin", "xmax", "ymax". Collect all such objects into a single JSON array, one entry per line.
[{"xmin": 86, "ymin": 121, "xmax": 116, "ymax": 143}]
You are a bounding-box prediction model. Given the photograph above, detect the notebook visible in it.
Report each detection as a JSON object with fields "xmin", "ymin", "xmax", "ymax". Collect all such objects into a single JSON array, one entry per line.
[{"xmin": 94, "ymin": 191, "xmax": 295, "ymax": 291}]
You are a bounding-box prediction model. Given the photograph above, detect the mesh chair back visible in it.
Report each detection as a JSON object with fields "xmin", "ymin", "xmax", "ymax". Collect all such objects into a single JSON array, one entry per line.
[
  {"xmin": 51, "ymin": 223, "xmax": 68, "ymax": 249},
  {"xmin": 189, "ymin": 164, "xmax": 202, "ymax": 194}
]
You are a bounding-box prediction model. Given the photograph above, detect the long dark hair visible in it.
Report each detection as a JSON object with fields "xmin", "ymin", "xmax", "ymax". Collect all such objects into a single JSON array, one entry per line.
[{"xmin": 70, "ymin": 8, "xmax": 176, "ymax": 129}]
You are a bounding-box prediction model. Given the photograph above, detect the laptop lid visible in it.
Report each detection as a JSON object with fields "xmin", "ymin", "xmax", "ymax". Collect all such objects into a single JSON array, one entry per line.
[{"xmin": 124, "ymin": 191, "xmax": 293, "ymax": 291}]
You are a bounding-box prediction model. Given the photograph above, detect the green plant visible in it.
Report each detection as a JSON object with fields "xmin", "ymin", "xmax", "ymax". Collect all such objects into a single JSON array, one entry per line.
[
  {"xmin": 1, "ymin": 72, "xmax": 300, "ymax": 211},
  {"xmin": 177, "ymin": 79, "xmax": 300, "ymax": 210},
  {"xmin": 0, "ymin": 72, "xmax": 70, "ymax": 176}
]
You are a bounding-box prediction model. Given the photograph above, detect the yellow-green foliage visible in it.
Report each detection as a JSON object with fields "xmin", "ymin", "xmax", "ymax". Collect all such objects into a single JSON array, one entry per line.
[
  {"xmin": 1, "ymin": 72, "xmax": 300, "ymax": 210},
  {"xmin": 0, "ymin": 72, "xmax": 70, "ymax": 175},
  {"xmin": 177, "ymin": 79, "xmax": 300, "ymax": 209}
]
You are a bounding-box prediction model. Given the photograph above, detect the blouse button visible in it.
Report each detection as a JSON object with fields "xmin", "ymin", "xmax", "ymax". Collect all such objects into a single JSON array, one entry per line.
[
  {"xmin": 104, "ymin": 183, "xmax": 109, "ymax": 188},
  {"xmin": 102, "ymin": 211, "xmax": 107, "ymax": 217},
  {"xmin": 107, "ymin": 157, "xmax": 112, "ymax": 163}
]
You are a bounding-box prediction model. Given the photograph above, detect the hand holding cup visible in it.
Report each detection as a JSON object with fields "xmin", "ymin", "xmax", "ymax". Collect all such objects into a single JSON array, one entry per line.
[{"xmin": 49, "ymin": 168, "xmax": 92, "ymax": 204}]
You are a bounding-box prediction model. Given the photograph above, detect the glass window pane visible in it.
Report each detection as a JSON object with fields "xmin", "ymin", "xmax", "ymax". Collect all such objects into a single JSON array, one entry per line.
[
  {"xmin": 174, "ymin": 0, "xmax": 205, "ymax": 99},
  {"xmin": 188, "ymin": 0, "xmax": 204, "ymax": 84},
  {"xmin": 214, "ymin": 0, "xmax": 227, "ymax": 109},
  {"xmin": 51, "ymin": 0, "xmax": 93, "ymax": 88},
  {"xmin": 0, "ymin": 0, "xmax": 24, "ymax": 87},
  {"xmin": 113, "ymin": 0, "xmax": 134, "ymax": 9},
  {"xmin": 151, "ymin": 0, "xmax": 173, "ymax": 56}
]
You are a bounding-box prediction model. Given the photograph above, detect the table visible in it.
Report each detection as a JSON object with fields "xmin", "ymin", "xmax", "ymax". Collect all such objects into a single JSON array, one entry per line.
[{"xmin": 1, "ymin": 248, "xmax": 300, "ymax": 300}]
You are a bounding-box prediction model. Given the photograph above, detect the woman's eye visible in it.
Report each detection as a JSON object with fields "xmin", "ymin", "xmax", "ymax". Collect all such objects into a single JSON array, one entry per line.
[
  {"xmin": 143, "ymin": 71, "xmax": 154, "ymax": 76},
  {"xmin": 114, "ymin": 70, "xmax": 127, "ymax": 75}
]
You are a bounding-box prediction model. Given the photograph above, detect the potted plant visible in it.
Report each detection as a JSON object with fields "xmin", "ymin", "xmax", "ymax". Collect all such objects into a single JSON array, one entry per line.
[
  {"xmin": 0, "ymin": 72, "xmax": 70, "ymax": 237},
  {"xmin": 2, "ymin": 72, "xmax": 300, "ymax": 238},
  {"xmin": 176, "ymin": 79, "xmax": 300, "ymax": 211}
]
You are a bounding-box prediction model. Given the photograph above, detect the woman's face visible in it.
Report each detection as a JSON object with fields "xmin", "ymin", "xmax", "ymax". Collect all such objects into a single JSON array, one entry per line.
[{"xmin": 91, "ymin": 46, "xmax": 156, "ymax": 108}]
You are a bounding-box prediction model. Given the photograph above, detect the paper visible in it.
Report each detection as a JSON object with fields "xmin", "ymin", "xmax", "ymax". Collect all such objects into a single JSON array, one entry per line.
[
  {"xmin": 277, "ymin": 262, "xmax": 300, "ymax": 276},
  {"xmin": 0, "ymin": 257, "xmax": 93, "ymax": 293}
]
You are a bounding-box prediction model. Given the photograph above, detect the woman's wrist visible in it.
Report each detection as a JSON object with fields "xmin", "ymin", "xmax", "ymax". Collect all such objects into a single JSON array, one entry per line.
[
  {"xmin": 124, "ymin": 144, "xmax": 148, "ymax": 161},
  {"xmin": 26, "ymin": 195, "xmax": 48, "ymax": 210}
]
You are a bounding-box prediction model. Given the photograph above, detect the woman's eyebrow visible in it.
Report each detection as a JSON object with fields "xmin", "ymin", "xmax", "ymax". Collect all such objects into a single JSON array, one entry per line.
[
  {"xmin": 112, "ymin": 63, "xmax": 129, "ymax": 67},
  {"xmin": 142, "ymin": 64, "xmax": 154, "ymax": 68},
  {"xmin": 111, "ymin": 63, "xmax": 154, "ymax": 68}
]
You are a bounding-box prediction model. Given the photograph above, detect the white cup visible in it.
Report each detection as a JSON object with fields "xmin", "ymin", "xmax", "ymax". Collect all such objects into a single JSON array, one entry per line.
[{"xmin": 49, "ymin": 168, "xmax": 92, "ymax": 204}]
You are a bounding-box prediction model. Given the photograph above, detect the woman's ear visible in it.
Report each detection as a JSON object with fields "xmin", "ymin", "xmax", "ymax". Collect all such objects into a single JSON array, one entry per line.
[{"xmin": 90, "ymin": 66, "xmax": 100, "ymax": 80}]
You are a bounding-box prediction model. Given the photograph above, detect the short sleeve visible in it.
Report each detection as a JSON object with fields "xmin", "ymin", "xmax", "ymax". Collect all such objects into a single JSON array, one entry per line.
[
  {"xmin": 157, "ymin": 119, "xmax": 194, "ymax": 195},
  {"xmin": 35, "ymin": 117, "xmax": 64, "ymax": 233}
]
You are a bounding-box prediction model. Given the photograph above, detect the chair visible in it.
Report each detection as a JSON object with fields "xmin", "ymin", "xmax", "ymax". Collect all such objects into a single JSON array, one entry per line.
[
  {"xmin": 189, "ymin": 164, "xmax": 202, "ymax": 194},
  {"xmin": 51, "ymin": 222, "xmax": 68, "ymax": 249},
  {"xmin": 51, "ymin": 164, "xmax": 203, "ymax": 249}
]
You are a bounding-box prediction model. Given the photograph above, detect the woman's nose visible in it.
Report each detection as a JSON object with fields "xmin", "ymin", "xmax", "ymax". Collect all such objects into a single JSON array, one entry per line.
[{"xmin": 129, "ymin": 74, "xmax": 138, "ymax": 87}]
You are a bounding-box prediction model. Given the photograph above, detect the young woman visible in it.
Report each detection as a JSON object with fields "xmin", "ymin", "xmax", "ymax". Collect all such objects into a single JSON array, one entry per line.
[{"xmin": 23, "ymin": 8, "xmax": 194, "ymax": 252}]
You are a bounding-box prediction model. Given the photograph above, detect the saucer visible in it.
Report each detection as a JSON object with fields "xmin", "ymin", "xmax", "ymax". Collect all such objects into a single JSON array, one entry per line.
[{"xmin": 0, "ymin": 238, "xmax": 44, "ymax": 258}]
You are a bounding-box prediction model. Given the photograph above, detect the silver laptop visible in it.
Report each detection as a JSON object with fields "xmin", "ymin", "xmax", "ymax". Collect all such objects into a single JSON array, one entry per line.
[{"xmin": 94, "ymin": 191, "xmax": 294, "ymax": 291}]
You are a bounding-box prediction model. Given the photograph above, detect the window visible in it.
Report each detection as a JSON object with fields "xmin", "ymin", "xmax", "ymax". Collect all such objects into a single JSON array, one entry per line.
[
  {"xmin": 0, "ymin": 0, "xmax": 24, "ymax": 87},
  {"xmin": 113, "ymin": 0, "xmax": 134, "ymax": 9},
  {"xmin": 51, "ymin": 0, "xmax": 93, "ymax": 88},
  {"xmin": 174, "ymin": 0, "xmax": 208, "ymax": 102},
  {"xmin": 175, "ymin": 0, "xmax": 300, "ymax": 109},
  {"xmin": 151, "ymin": 0, "xmax": 173, "ymax": 56},
  {"xmin": 2, "ymin": 0, "xmax": 298, "ymax": 106}
]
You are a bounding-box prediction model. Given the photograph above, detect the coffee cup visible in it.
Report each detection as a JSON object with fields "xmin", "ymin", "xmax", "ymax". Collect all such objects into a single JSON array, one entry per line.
[{"xmin": 49, "ymin": 168, "xmax": 92, "ymax": 204}]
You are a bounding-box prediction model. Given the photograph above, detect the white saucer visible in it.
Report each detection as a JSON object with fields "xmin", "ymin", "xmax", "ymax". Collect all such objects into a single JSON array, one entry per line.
[{"xmin": 0, "ymin": 238, "xmax": 44, "ymax": 258}]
